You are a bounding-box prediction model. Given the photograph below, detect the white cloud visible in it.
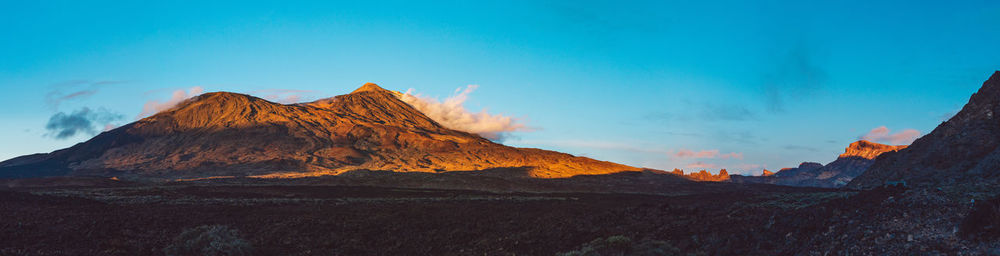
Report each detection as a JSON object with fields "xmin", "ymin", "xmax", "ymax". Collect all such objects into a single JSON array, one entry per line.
[
  {"xmin": 397, "ymin": 85, "xmax": 528, "ymax": 141},
  {"xmin": 673, "ymin": 149, "xmax": 743, "ymax": 159},
  {"xmin": 860, "ymin": 126, "xmax": 921, "ymax": 145},
  {"xmin": 137, "ymin": 86, "xmax": 204, "ymax": 118}
]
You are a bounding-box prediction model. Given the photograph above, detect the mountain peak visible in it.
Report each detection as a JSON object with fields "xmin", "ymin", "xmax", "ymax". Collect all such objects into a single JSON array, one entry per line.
[
  {"xmin": 187, "ymin": 91, "xmax": 258, "ymax": 104},
  {"xmin": 170, "ymin": 91, "xmax": 278, "ymax": 113},
  {"xmin": 839, "ymin": 140, "xmax": 907, "ymax": 159},
  {"xmin": 136, "ymin": 91, "xmax": 291, "ymax": 132},
  {"xmin": 351, "ymin": 83, "xmax": 390, "ymax": 94}
]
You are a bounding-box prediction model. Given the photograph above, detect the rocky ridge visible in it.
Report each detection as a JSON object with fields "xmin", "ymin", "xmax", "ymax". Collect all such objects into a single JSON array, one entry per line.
[
  {"xmin": 730, "ymin": 140, "xmax": 906, "ymax": 188},
  {"xmin": 849, "ymin": 71, "xmax": 1000, "ymax": 189}
]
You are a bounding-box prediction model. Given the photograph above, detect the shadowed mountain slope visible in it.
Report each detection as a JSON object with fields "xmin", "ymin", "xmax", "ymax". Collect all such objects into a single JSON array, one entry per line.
[
  {"xmin": 0, "ymin": 83, "xmax": 639, "ymax": 179},
  {"xmin": 848, "ymin": 71, "xmax": 1000, "ymax": 189}
]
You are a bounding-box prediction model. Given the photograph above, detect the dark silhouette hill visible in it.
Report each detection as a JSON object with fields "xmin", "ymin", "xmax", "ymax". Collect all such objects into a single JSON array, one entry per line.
[{"xmin": 849, "ymin": 71, "xmax": 1000, "ymax": 189}]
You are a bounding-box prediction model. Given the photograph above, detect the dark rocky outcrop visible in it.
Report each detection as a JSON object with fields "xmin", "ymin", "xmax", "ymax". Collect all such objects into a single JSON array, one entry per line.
[{"xmin": 848, "ymin": 71, "xmax": 1000, "ymax": 189}]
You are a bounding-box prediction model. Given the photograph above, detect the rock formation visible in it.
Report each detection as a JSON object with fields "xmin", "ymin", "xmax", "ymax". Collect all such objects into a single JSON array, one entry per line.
[
  {"xmin": 761, "ymin": 169, "xmax": 774, "ymax": 176},
  {"xmin": 680, "ymin": 169, "xmax": 730, "ymax": 182},
  {"xmin": 730, "ymin": 140, "xmax": 906, "ymax": 188}
]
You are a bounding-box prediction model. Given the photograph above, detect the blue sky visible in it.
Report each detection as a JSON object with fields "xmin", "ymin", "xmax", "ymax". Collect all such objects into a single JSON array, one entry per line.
[{"xmin": 1, "ymin": 1, "xmax": 998, "ymax": 175}]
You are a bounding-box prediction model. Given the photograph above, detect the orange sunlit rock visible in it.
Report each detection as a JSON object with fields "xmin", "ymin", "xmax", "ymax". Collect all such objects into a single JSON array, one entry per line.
[
  {"xmin": 6, "ymin": 83, "xmax": 639, "ymax": 180},
  {"xmin": 761, "ymin": 169, "xmax": 774, "ymax": 176},
  {"xmin": 680, "ymin": 169, "xmax": 730, "ymax": 182},
  {"xmin": 839, "ymin": 140, "xmax": 907, "ymax": 160}
]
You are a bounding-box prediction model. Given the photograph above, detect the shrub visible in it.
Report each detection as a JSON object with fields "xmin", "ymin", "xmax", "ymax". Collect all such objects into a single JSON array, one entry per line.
[
  {"xmin": 164, "ymin": 225, "xmax": 253, "ymax": 256},
  {"xmin": 557, "ymin": 235, "xmax": 684, "ymax": 256}
]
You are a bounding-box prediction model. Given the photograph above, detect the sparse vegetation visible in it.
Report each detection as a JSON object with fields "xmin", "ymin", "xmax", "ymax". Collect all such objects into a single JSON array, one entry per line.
[
  {"xmin": 557, "ymin": 235, "xmax": 691, "ymax": 256},
  {"xmin": 0, "ymin": 184, "xmax": 994, "ymax": 255},
  {"xmin": 164, "ymin": 225, "xmax": 253, "ymax": 256},
  {"xmin": 750, "ymin": 191, "xmax": 852, "ymax": 210}
]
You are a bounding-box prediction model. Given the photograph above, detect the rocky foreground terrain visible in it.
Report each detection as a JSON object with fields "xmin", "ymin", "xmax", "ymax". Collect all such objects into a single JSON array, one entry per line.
[{"xmin": 1, "ymin": 178, "xmax": 998, "ymax": 255}]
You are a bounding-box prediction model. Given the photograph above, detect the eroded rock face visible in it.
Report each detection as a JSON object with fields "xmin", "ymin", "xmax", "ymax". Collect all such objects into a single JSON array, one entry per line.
[
  {"xmin": 0, "ymin": 83, "xmax": 638, "ymax": 179},
  {"xmin": 840, "ymin": 140, "xmax": 908, "ymax": 160},
  {"xmin": 729, "ymin": 140, "xmax": 906, "ymax": 188},
  {"xmin": 682, "ymin": 169, "xmax": 730, "ymax": 182}
]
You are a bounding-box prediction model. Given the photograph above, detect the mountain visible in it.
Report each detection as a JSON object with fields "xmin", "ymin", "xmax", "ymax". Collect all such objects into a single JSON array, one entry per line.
[
  {"xmin": 729, "ymin": 140, "xmax": 906, "ymax": 188},
  {"xmin": 771, "ymin": 162, "xmax": 824, "ymax": 179},
  {"xmin": 815, "ymin": 140, "xmax": 907, "ymax": 187},
  {"xmin": 0, "ymin": 83, "xmax": 639, "ymax": 180},
  {"xmin": 848, "ymin": 71, "xmax": 1000, "ymax": 189},
  {"xmin": 727, "ymin": 162, "xmax": 821, "ymax": 186}
]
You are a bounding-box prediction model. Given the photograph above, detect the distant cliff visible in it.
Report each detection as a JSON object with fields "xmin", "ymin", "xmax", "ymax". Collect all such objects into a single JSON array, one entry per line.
[{"xmin": 729, "ymin": 140, "xmax": 906, "ymax": 188}]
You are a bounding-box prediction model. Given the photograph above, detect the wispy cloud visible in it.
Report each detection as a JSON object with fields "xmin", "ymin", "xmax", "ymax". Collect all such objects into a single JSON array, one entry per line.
[
  {"xmin": 735, "ymin": 164, "xmax": 763, "ymax": 171},
  {"xmin": 784, "ymin": 145, "xmax": 820, "ymax": 152},
  {"xmin": 675, "ymin": 149, "xmax": 718, "ymax": 158},
  {"xmin": 722, "ymin": 152, "xmax": 744, "ymax": 159},
  {"xmin": 45, "ymin": 107, "xmax": 123, "ymax": 139},
  {"xmin": 714, "ymin": 130, "xmax": 760, "ymax": 145},
  {"xmin": 398, "ymin": 85, "xmax": 529, "ymax": 142},
  {"xmin": 45, "ymin": 80, "xmax": 126, "ymax": 110},
  {"xmin": 644, "ymin": 103, "xmax": 757, "ymax": 123},
  {"xmin": 46, "ymin": 90, "xmax": 97, "ymax": 109},
  {"xmin": 686, "ymin": 161, "xmax": 717, "ymax": 169},
  {"xmin": 859, "ymin": 126, "xmax": 921, "ymax": 145},
  {"xmin": 518, "ymin": 139, "xmax": 666, "ymax": 154},
  {"xmin": 251, "ymin": 89, "xmax": 318, "ymax": 104},
  {"xmin": 673, "ymin": 149, "xmax": 743, "ymax": 159},
  {"xmin": 137, "ymin": 86, "xmax": 204, "ymax": 118}
]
